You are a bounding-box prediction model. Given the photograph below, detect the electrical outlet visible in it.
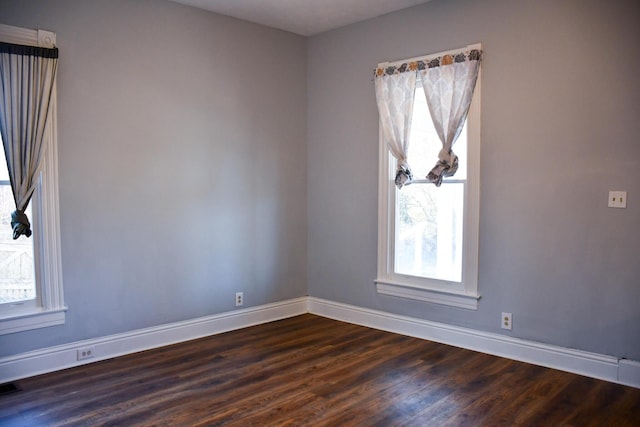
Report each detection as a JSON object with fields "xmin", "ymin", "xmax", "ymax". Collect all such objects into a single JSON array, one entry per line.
[
  {"xmin": 501, "ymin": 312, "xmax": 512, "ymax": 330},
  {"xmin": 77, "ymin": 346, "xmax": 95, "ymax": 361},
  {"xmin": 608, "ymin": 191, "xmax": 627, "ymax": 209},
  {"xmin": 235, "ymin": 292, "xmax": 243, "ymax": 307}
]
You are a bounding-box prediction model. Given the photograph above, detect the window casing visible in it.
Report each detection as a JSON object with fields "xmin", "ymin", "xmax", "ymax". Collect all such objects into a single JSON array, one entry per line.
[
  {"xmin": 376, "ymin": 47, "xmax": 481, "ymax": 310},
  {"xmin": 0, "ymin": 24, "xmax": 65, "ymax": 334}
]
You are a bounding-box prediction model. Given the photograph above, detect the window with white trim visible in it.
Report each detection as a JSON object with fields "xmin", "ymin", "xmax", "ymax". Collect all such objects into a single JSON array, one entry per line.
[
  {"xmin": 376, "ymin": 47, "xmax": 481, "ymax": 310},
  {"xmin": 0, "ymin": 24, "xmax": 65, "ymax": 334}
]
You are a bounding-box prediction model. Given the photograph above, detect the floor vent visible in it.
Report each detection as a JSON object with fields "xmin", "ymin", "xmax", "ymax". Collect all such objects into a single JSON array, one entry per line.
[{"xmin": 0, "ymin": 382, "xmax": 20, "ymax": 396}]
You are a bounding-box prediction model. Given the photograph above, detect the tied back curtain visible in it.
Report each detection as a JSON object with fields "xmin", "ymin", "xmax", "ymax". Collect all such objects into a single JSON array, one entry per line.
[
  {"xmin": 419, "ymin": 50, "xmax": 481, "ymax": 186},
  {"xmin": 375, "ymin": 47, "xmax": 482, "ymax": 188},
  {"xmin": 374, "ymin": 71, "xmax": 416, "ymax": 189},
  {"xmin": 0, "ymin": 42, "xmax": 58, "ymax": 239}
]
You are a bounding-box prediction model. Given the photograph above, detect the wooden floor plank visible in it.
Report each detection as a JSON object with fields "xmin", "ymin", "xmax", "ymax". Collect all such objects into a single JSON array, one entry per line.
[{"xmin": 1, "ymin": 314, "xmax": 639, "ymax": 426}]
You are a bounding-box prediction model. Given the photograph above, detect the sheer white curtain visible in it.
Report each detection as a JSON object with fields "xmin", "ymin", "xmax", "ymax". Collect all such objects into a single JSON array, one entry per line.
[
  {"xmin": 0, "ymin": 42, "xmax": 59, "ymax": 238},
  {"xmin": 419, "ymin": 50, "xmax": 481, "ymax": 186},
  {"xmin": 374, "ymin": 71, "xmax": 417, "ymax": 189}
]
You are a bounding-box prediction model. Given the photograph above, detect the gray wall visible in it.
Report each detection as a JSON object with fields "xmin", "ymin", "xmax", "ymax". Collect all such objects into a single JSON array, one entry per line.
[
  {"xmin": 0, "ymin": 0, "xmax": 307, "ymax": 357},
  {"xmin": 1, "ymin": 0, "xmax": 639, "ymax": 364},
  {"xmin": 307, "ymin": 0, "xmax": 640, "ymax": 360}
]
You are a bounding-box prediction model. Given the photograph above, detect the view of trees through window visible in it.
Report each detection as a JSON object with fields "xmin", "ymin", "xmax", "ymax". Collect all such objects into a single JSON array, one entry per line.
[
  {"xmin": 0, "ymin": 137, "xmax": 36, "ymax": 304},
  {"xmin": 394, "ymin": 87, "xmax": 466, "ymax": 283}
]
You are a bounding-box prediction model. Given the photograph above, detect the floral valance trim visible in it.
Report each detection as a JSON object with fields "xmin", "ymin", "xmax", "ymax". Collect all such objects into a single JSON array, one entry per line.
[{"xmin": 375, "ymin": 49, "xmax": 481, "ymax": 78}]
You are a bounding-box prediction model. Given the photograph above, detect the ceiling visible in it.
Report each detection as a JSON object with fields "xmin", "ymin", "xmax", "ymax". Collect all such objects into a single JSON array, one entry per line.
[{"xmin": 170, "ymin": 0, "xmax": 433, "ymax": 36}]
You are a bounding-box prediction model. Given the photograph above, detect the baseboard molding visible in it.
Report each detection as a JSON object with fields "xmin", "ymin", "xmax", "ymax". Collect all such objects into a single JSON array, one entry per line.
[
  {"xmin": 2, "ymin": 296, "xmax": 638, "ymax": 389},
  {"xmin": 618, "ymin": 359, "xmax": 640, "ymax": 388},
  {"xmin": 307, "ymin": 297, "xmax": 640, "ymax": 389},
  {"xmin": 0, "ymin": 297, "xmax": 307, "ymax": 384}
]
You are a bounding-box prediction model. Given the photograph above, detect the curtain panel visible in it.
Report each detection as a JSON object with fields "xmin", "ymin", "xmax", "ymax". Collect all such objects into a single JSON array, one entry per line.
[
  {"xmin": 374, "ymin": 72, "xmax": 416, "ymax": 189},
  {"xmin": 374, "ymin": 48, "xmax": 482, "ymax": 187},
  {"xmin": 0, "ymin": 41, "xmax": 59, "ymax": 239}
]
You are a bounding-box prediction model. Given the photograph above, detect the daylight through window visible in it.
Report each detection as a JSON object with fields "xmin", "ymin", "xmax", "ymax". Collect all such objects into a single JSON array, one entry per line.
[
  {"xmin": 0, "ymin": 140, "xmax": 36, "ymax": 305},
  {"xmin": 375, "ymin": 45, "xmax": 481, "ymax": 310}
]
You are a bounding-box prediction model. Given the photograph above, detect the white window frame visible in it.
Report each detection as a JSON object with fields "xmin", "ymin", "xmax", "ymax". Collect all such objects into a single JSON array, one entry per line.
[
  {"xmin": 0, "ymin": 24, "xmax": 66, "ymax": 334},
  {"xmin": 375, "ymin": 44, "xmax": 481, "ymax": 310}
]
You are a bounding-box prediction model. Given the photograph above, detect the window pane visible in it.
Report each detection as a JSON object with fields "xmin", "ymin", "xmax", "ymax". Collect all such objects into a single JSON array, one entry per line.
[
  {"xmin": 408, "ymin": 87, "xmax": 467, "ymax": 180},
  {"xmin": 0, "ymin": 159, "xmax": 8, "ymax": 180},
  {"xmin": 395, "ymin": 183, "xmax": 464, "ymax": 282},
  {"xmin": 0, "ymin": 144, "xmax": 36, "ymax": 304}
]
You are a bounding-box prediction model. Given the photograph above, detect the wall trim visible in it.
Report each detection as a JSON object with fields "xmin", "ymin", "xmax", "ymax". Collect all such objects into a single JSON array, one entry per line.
[
  {"xmin": 0, "ymin": 297, "xmax": 307, "ymax": 384},
  {"xmin": 2, "ymin": 296, "xmax": 638, "ymax": 389},
  {"xmin": 307, "ymin": 297, "xmax": 640, "ymax": 389},
  {"xmin": 618, "ymin": 359, "xmax": 640, "ymax": 388}
]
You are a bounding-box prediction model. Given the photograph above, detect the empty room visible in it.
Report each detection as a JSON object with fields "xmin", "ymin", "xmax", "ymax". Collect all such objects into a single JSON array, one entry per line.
[{"xmin": 0, "ymin": 0, "xmax": 639, "ymax": 425}]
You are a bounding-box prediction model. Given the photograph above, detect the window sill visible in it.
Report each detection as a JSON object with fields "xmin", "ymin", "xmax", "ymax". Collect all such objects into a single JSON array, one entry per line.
[
  {"xmin": 0, "ymin": 307, "xmax": 67, "ymax": 335},
  {"xmin": 375, "ymin": 279, "xmax": 480, "ymax": 310}
]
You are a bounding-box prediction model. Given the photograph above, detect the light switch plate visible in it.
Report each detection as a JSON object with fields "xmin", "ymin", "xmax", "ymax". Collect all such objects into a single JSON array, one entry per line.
[{"xmin": 608, "ymin": 191, "xmax": 627, "ymax": 209}]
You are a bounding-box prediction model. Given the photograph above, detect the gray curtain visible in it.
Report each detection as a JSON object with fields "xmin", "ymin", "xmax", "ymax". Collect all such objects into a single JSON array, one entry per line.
[{"xmin": 0, "ymin": 42, "xmax": 58, "ymax": 239}]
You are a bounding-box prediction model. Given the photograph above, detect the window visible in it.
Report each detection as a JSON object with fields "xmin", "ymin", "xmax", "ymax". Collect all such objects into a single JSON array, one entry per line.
[
  {"xmin": 0, "ymin": 24, "xmax": 65, "ymax": 334},
  {"xmin": 0, "ymin": 155, "xmax": 36, "ymax": 306},
  {"xmin": 376, "ymin": 48, "xmax": 481, "ymax": 310}
]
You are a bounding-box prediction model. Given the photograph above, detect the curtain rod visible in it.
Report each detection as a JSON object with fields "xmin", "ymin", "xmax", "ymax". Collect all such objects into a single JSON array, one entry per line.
[{"xmin": 377, "ymin": 43, "xmax": 481, "ymax": 68}]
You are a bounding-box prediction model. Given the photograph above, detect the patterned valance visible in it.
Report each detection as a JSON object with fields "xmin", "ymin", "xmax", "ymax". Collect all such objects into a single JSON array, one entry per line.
[
  {"xmin": 375, "ymin": 49, "xmax": 481, "ymax": 78},
  {"xmin": 373, "ymin": 45, "xmax": 482, "ymax": 187}
]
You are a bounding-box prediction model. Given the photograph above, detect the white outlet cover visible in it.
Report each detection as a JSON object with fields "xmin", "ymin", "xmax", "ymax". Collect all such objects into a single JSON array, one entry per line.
[
  {"xmin": 77, "ymin": 347, "xmax": 95, "ymax": 361},
  {"xmin": 608, "ymin": 191, "xmax": 627, "ymax": 209},
  {"xmin": 501, "ymin": 312, "xmax": 512, "ymax": 330}
]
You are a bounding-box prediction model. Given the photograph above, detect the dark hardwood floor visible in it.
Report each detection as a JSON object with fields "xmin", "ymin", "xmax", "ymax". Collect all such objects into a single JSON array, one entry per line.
[{"xmin": 1, "ymin": 314, "xmax": 639, "ymax": 426}]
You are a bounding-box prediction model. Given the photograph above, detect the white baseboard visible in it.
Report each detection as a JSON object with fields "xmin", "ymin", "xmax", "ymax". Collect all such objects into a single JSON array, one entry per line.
[
  {"xmin": 618, "ymin": 359, "xmax": 640, "ymax": 388},
  {"xmin": 307, "ymin": 297, "xmax": 640, "ymax": 389},
  {"xmin": 2, "ymin": 296, "xmax": 638, "ymax": 389},
  {"xmin": 0, "ymin": 297, "xmax": 307, "ymax": 384}
]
